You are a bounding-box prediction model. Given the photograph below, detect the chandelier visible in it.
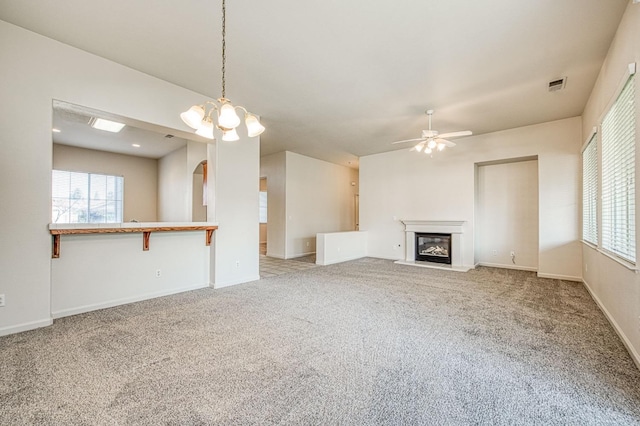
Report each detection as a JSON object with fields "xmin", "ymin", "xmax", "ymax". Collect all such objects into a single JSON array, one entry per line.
[{"xmin": 180, "ymin": 0, "xmax": 265, "ymax": 141}]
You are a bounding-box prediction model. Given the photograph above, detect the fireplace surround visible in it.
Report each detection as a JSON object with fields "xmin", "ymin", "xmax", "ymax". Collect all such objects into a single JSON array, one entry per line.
[{"xmin": 396, "ymin": 220, "xmax": 470, "ymax": 272}]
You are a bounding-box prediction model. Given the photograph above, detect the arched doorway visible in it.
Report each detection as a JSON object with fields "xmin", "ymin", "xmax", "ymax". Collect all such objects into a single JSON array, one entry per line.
[{"xmin": 192, "ymin": 161, "xmax": 207, "ymax": 222}]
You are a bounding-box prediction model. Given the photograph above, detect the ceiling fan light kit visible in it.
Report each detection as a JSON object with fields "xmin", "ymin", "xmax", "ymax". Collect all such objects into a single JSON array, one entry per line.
[
  {"xmin": 180, "ymin": 0, "xmax": 265, "ymax": 141},
  {"xmin": 392, "ymin": 109, "xmax": 471, "ymax": 157}
]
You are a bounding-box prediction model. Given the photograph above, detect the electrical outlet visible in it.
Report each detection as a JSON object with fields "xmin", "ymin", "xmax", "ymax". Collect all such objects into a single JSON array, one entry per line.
[
  {"xmin": 306, "ymin": 241, "xmax": 310, "ymax": 247},
  {"xmin": 155, "ymin": 269, "xmax": 161, "ymax": 278},
  {"xmin": 235, "ymin": 260, "xmax": 240, "ymax": 268},
  {"xmin": 0, "ymin": 294, "xmax": 5, "ymax": 307},
  {"xmin": 510, "ymin": 251, "xmax": 515, "ymax": 257},
  {"xmin": 492, "ymin": 250, "xmax": 497, "ymax": 256}
]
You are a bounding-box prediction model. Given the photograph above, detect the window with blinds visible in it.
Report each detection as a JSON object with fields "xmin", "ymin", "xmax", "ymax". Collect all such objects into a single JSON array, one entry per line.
[
  {"xmin": 582, "ymin": 133, "xmax": 598, "ymax": 245},
  {"xmin": 601, "ymin": 74, "xmax": 635, "ymax": 264},
  {"xmin": 52, "ymin": 170, "xmax": 124, "ymax": 223}
]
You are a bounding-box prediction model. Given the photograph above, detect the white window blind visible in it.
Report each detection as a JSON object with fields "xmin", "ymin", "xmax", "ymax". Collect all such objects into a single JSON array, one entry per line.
[
  {"xmin": 52, "ymin": 170, "xmax": 124, "ymax": 223},
  {"xmin": 582, "ymin": 133, "xmax": 598, "ymax": 245},
  {"xmin": 601, "ymin": 74, "xmax": 635, "ymax": 263}
]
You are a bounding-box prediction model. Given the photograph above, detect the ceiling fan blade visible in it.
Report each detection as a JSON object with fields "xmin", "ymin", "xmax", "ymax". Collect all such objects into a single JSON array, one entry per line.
[
  {"xmin": 437, "ymin": 130, "xmax": 472, "ymax": 139},
  {"xmin": 435, "ymin": 138, "xmax": 456, "ymax": 147},
  {"xmin": 391, "ymin": 138, "xmax": 426, "ymax": 145}
]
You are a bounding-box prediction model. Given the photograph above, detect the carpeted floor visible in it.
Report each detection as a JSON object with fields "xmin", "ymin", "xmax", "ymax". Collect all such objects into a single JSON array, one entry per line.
[{"xmin": 1, "ymin": 258, "xmax": 640, "ymax": 425}]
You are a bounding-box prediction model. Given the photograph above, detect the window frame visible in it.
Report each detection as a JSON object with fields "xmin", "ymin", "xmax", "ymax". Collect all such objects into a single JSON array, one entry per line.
[
  {"xmin": 581, "ymin": 128, "xmax": 598, "ymax": 246},
  {"xmin": 595, "ymin": 62, "xmax": 637, "ymax": 268},
  {"xmin": 52, "ymin": 169, "xmax": 124, "ymax": 224}
]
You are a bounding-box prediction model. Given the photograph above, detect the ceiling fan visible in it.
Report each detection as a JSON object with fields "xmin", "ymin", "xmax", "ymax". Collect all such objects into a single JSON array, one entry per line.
[{"xmin": 391, "ymin": 109, "xmax": 472, "ymax": 154}]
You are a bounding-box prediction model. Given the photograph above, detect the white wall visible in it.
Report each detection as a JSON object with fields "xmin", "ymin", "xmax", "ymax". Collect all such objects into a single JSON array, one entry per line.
[
  {"xmin": 476, "ymin": 159, "xmax": 539, "ymax": 270},
  {"xmin": 316, "ymin": 231, "xmax": 367, "ymax": 265},
  {"xmin": 260, "ymin": 151, "xmax": 357, "ymax": 259},
  {"xmin": 209, "ymin": 134, "xmax": 260, "ymax": 287},
  {"xmin": 285, "ymin": 152, "xmax": 358, "ymax": 258},
  {"xmin": 0, "ymin": 20, "xmax": 259, "ymax": 335},
  {"xmin": 53, "ymin": 144, "xmax": 158, "ymax": 222},
  {"xmin": 158, "ymin": 146, "xmax": 189, "ymax": 221},
  {"xmin": 580, "ymin": 2, "xmax": 640, "ymax": 367},
  {"xmin": 360, "ymin": 117, "xmax": 582, "ymax": 278}
]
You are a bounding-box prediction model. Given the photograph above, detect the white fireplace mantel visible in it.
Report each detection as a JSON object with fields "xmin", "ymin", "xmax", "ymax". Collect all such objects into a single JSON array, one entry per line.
[
  {"xmin": 401, "ymin": 220, "xmax": 465, "ymax": 234},
  {"xmin": 396, "ymin": 220, "xmax": 470, "ymax": 272}
]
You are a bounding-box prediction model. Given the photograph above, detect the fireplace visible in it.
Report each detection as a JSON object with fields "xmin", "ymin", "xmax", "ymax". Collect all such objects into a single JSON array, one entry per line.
[
  {"xmin": 397, "ymin": 220, "xmax": 469, "ymax": 272},
  {"xmin": 415, "ymin": 233, "xmax": 452, "ymax": 264}
]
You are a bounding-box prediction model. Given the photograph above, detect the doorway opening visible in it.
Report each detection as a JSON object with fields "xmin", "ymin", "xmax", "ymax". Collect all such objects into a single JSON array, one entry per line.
[
  {"xmin": 192, "ymin": 160, "xmax": 207, "ymax": 222},
  {"xmin": 259, "ymin": 177, "xmax": 267, "ymax": 255}
]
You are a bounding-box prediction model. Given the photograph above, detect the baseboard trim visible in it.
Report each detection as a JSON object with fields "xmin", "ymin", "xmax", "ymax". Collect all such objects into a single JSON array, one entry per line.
[
  {"xmin": 0, "ymin": 317, "xmax": 53, "ymax": 337},
  {"xmin": 52, "ymin": 283, "xmax": 210, "ymax": 319},
  {"xmin": 317, "ymin": 255, "xmax": 365, "ymax": 266},
  {"xmin": 478, "ymin": 262, "xmax": 538, "ymax": 272},
  {"xmin": 263, "ymin": 253, "xmax": 317, "ymax": 260},
  {"xmin": 212, "ymin": 274, "xmax": 261, "ymax": 289},
  {"xmin": 265, "ymin": 252, "xmax": 285, "ymax": 259},
  {"xmin": 537, "ymin": 272, "xmax": 582, "ymax": 282},
  {"xmin": 582, "ymin": 278, "xmax": 640, "ymax": 371},
  {"xmin": 287, "ymin": 251, "xmax": 316, "ymax": 259}
]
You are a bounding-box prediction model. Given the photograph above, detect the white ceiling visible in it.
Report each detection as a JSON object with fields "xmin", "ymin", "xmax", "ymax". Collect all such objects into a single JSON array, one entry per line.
[
  {"xmin": 0, "ymin": 0, "xmax": 630, "ymax": 167},
  {"xmin": 52, "ymin": 101, "xmax": 189, "ymax": 159}
]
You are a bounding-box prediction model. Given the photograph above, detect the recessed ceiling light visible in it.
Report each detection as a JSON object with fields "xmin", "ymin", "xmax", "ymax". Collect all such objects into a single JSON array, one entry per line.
[
  {"xmin": 89, "ymin": 117, "xmax": 125, "ymax": 133},
  {"xmin": 132, "ymin": 144, "xmax": 141, "ymax": 148},
  {"xmin": 52, "ymin": 128, "xmax": 61, "ymax": 133}
]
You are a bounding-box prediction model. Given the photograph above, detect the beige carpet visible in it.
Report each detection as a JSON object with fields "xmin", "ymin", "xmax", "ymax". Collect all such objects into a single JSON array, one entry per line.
[{"xmin": 1, "ymin": 258, "xmax": 639, "ymax": 425}]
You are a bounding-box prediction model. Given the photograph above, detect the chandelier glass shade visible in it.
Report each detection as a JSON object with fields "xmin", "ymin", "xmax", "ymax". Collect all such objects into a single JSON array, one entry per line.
[
  {"xmin": 181, "ymin": 99, "xmax": 265, "ymax": 140},
  {"xmin": 180, "ymin": 0, "xmax": 265, "ymax": 141}
]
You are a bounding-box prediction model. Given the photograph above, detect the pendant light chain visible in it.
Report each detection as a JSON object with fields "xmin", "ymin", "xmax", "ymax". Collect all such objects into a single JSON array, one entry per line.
[
  {"xmin": 221, "ymin": 0, "xmax": 226, "ymax": 99},
  {"xmin": 179, "ymin": 0, "xmax": 265, "ymax": 140}
]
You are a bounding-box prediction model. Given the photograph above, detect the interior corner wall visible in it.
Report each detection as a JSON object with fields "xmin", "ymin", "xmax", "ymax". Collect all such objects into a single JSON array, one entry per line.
[
  {"xmin": 359, "ymin": 116, "xmax": 582, "ymax": 278},
  {"xmin": 260, "ymin": 152, "xmax": 287, "ymax": 258},
  {"xmin": 0, "ymin": 20, "xmax": 258, "ymax": 335},
  {"xmin": 52, "ymin": 144, "xmax": 158, "ymax": 222},
  {"xmin": 157, "ymin": 146, "xmax": 189, "ymax": 222},
  {"xmin": 476, "ymin": 159, "xmax": 539, "ymax": 270},
  {"xmin": 580, "ymin": 2, "xmax": 640, "ymax": 366},
  {"xmin": 284, "ymin": 152, "xmax": 357, "ymax": 259}
]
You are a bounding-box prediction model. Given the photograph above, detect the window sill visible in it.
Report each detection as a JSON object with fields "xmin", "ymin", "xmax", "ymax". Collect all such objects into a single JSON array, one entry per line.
[
  {"xmin": 582, "ymin": 241, "xmax": 639, "ymax": 272},
  {"xmin": 580, "ymin": 240, "xmax": 598, "ymax": 250}
]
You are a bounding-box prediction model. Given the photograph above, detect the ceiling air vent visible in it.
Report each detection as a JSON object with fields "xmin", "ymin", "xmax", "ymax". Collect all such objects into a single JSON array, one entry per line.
[
  {"xmin": 164, "ymin": 134, "xmax": 174, "ymax": 138},
  {"xmin": 548, "ymin": 77, "xmax": 567, "ymax": 92}
]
